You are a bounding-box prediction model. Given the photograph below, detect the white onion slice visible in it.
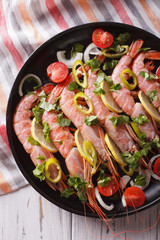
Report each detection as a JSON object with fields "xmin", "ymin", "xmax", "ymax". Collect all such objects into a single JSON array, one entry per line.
[
  {"xmin": 119, "ymin": 175, "xmax": 131, "ymax": 190},
  {"xmin": 83, "ymin": 43, "xmax": 100, "ymax": 62},
  {"xmin": 130, "ymin": 180, "xmax": 134, "ymax": 187},
  {"xmin": 148, "ymin": 154, "xmax": 160, "ymax": 180},
  {"xmin": 18, "ymin": 74, "xmax": 42, "ymax": 97},
  {"xmin": 95, "ymin": 187, "xmax": 114, "ymax": 211},
  {"xmin": 121, "ymin": 194, "xmax": 126, "ymax": 207},
  {"xmin": 56, "ymin": 51, "xmax": 83, "ymax": 68}
]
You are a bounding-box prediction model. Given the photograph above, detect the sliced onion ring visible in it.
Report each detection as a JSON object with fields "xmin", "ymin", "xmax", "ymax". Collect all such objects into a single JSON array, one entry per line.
[
  {"xmin": 119, "ymin": 175, "xmax": 131, "ymax": 190},
  {"xmin": 18, "ymin": 74, "xmax": 42, "ymax": 97},
  {"xmin": 83, "ymin": 43, "xmax": 101, "ymax": 63},
  {"xmin": 121, "ymin": 194, "xmax": 126, "ymax": 207},
  {"xmin": 148, "ymin": 154, "xmax": 160, "ymax": 180},
  {"xmin": 57, "ymin": 51, "xmax": 83, "ymax": 68},
  {"xmin": 134, "ymin": 169, "xmax": 151, "ymax": 190},
  {"xmin": 95, "ymin": 187, "xmax": 114, "ymax": 211}
]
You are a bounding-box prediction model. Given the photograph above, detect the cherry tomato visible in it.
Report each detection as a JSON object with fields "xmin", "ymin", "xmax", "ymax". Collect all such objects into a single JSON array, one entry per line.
[
  {"xmin": 97, "ymin": 175, "xmax": 119, "ymax": 197},
  {"xmin": 156, "ymin": 66, "xmax": 160, "ymax": 77},
  {"xmin": 153, "ymin": 157, "xmax": 160, "ymax": 176},
  {"xmin": 124, "ymin": 186, "xmax": 145, "ymax": 208},
  {"xmin": 47, "ymin": 62, "xmax": 69, "ymax": 83},
  {"xmin": 92, "ymin": 28, "xmax": 113, "ymax": 49}
]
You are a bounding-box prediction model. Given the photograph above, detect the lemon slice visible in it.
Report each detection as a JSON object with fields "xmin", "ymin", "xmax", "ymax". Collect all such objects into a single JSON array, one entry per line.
[
  {"xmin": 31, "ymin": 118, "xmax": 57, "ymax": 153},
  {"xmin": 100, "ymin": 81, "xmax": 122, "ymax": 113},
  {"xmin": 74, "ymin": 129, "xmax": 86, "ymax": 158},
  {"xmin": 104, "ymin": 133, "xmax": 126, "ymax": 166},
  {"xmin": 130, "ymin": 121, "xmax": 142, "ymax": 138},
  {"xmin": 138, "ymin": 90, "xmax": 160, "ymax": 122}
]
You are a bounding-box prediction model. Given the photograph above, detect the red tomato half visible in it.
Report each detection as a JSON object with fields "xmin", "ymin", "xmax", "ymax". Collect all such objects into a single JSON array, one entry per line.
[
  {"xmin": 97, "ymin": 175, "xmax": 119, "ymax": 197},
  {"xmin": 47, "ymin": 62, "xmax": 69, "ymax": 83},
  {"xmin": 92, "ymin": 28, "xmax": 113, "ymax": 49},
  {"xmin": 156, "ymin": 66, "xmax": 160, "ymax": 77},
  {"xmin": 153, "ymin": 157, "xmax": 160, "ymax": 176},
  {"xmin": 124, "ymin": 186, "xmax": 145, "ymax": 208}
]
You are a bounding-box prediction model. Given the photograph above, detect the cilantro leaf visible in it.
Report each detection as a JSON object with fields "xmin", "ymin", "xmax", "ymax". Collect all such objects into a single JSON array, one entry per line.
[
  {"xmin": 147, "ymin": 89, "xmax": 158, "ymax": 102},
  {"xmin": 57, "ymin": 112, "xmax": 71, "ymax": 127},
  {"xmin": 103, "ymin": 60, "xmax": 119, "ymax": 70},
  {"xmin": 33, "ymin": 162, "xmax": 46, "ymax": 181},
  {"xmin": 98, "ymin": 177, "xmax": 111, "ymax": 187},
  {"xmin": 109, "ymin": 115, "xmax": 130, "ymax": 127},
  {"xmin": 36, "ymin": 155, "xmax": 45, "ymax": 160},
  {"xmin": 140, "ymin": 71, "xmax": 159, "ymax": 81},
  {"xmin": 132, "ymin": 113, "xmax": 150, "ymax": 125},
  {"xmin": 122, "ymin": 151, "xmax": 140, "ymax": 170},
  {"xmin": 28, "ymin": 136, "xmax": 40, "ymax": 146},
  {"xmin": 93, "ymin": 87, "xmax": 105, "ymax": 95},
  {"xmin": 53, "ymin": 139, "xmax": 63, "ymax": 145},
  {"xmin": 93, "ymin": 71, "xmax": 112, "ymax": 95},
  {"xmin": 43, "ymin": 122, "xmax": 51, "ymax": 143},
  {"xmin": 86, "ymin": 58, "xmax": 101, "ymax": 72},
  {"xmin": 39, "ymin": 97, "xmax": 56, "ymax": 111},
  {"xmin": 84, "ymin": 115, "xmax": 98, "ymax": 126},
  {"xmin": 68, "ymin": 82, "xmax": 79, "ymax": 91},
  {"xmin": 134, "ymin": 174, "xmax": 146, "ymax": 186},
  {"xmin": 32, "ymin": 105, "xmax": 44, "ymax": 124},
  {"xmin": 71, "ymin": 43, "xmax": 84, "ymax": 58},
  {"xmin": 61, "ymin": 188, "xmax": 74, "ymax": 198},
  {"xmin": 115, "ymin": 32, "xmax": 131, "ymax": 45},
  {"xmin": 110, "ymin": 83, "xmax": 122, "ymax": 92}
]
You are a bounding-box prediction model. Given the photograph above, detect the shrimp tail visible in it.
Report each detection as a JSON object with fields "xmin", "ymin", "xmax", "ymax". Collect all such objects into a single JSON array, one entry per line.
[
  {"xmin": 144, "ymin": 50, "xmax": 160, "ymax": 60},
  {"xmin": 128, "ymin": 39, "xmax": 144, "ymax": 58}
]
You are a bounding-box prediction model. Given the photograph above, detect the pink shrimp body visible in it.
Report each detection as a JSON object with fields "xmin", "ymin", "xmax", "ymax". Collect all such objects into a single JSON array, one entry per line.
[
  {"xmin": 132, "ymin": 51, "xmax": 160, "ymax": 112},
  {"xmin": 131, "ymin": 103, "xmax": 157, "ymax": 140},
  {"xmin": 59, "ymin": 74, "xmax": 107, "ymax": 160},
  {"xmin": 111, "ymin": 40, "xmax": 144, "ymax": 115},
  {"xmin": 42, "ymin": 84, "xmax": 75, "ymax": 159},
  {"xmin": 85, "ymin": 69, "xmax": 136, "ymax": 153}
]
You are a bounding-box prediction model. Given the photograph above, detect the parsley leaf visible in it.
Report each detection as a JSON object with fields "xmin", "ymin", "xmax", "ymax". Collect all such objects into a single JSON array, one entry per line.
[
  {"xmin": 28, "ymin": 136, "xmax": 40, "ymax": 146},
  {"xmin": 98, "ymin": 177, "xmax": 111, "ymax": 187},
  {"xmin": 84, "ymin": 115, "xmax": 98, "ymax": 126},
  {"xmin": 32, "ymin": 105, "xmax": 44, "ymax": 125},
  {"xmin": 68, "ymin": 82, "xmax": 79, "ymax": 91},
  {"xmin": 39, "ymin": 97, "xmax": 56, "ymax": 112},
  {"xmin": 93, "ymin": 87, "xmax": 105, "ymax": 95},
  {"xmin": 122, "ymin": 151, "xmax": 140, "ymax": 170},
  {"xmin": 132, "ymin": 113, "xmax": 150, "ymax": 125},
  {"xmin": 33, "ymin": 162, "xmax": 46, "ymax": 181},
  {"xmin": 93, "ymin": 71, "xmax": 112, "ymax": 95},
  {"xmin": 57, "ymin": 112, "xmax": 71, "ymax": 127},
  {"xmin": 140, "ymin": 71, "xmax": 159, "ymax": 81},
  {"xmin": 61, "ymin": 188, "xmax": 74, "ymax": 198},
  {"xmin": 147, "ymin": 90, "xmax": 158, "ymax": 102},
  {"xmin": 43, "ymin": 122, "xmax": 51, "ymax": 143},
  {"xmin": 86, "ymin": 58, "xmax": 101, "ymax": 72},
  {"xmin": 110, "ymin": 83, "xmax": 122, "ymax": 92},
  {"xmin": 109, "ymin": 115, "xmax": 130, "ymax": 127},
  {"xmin": 71, "ymin": 43, "xmax": 84, "ymax": 58},
  {"xmin": 103, "ymin": 60, "xmax": 119, "ymax": 70},
  {"xmin": 134, "ymin": 174, "xmax": 146, "ymax": 186}
]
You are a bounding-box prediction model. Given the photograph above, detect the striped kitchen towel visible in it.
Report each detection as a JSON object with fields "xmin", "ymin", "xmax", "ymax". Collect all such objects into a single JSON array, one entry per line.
[{"xmin": 0, "ymin": 0, "xmax": 160, "ymax": 195}]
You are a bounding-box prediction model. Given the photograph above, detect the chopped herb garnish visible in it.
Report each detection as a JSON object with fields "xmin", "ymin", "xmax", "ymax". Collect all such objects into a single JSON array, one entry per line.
[
  {"xmin": 36, "ymin": 155, "xmax": 45, "ymax": 160},
  {"xmin": 109, "ymin": 115, "xmax": 130, "ymax": 127},
  {"xmin": 93, "ymin": 87, "xmax": 105, "ymax": 95},
  {"xmin": 84, "ymin": 115, "xmax": 98, "ymax": 126},
  {"xmin": 122, "ymin": 151, "xmax": 140, "ymax": 170},
  {"xmin": 147, "ymin": 89, "xmax": 158, "ymax": 102},
  {"xmin": 32, "ymin": 105, "xmax": 45, "ymax": 125},
  {"xmin": 61, "ymin": 188, "xmax": 74, "ymax": 198},
  {"xmin": 54, "ymin": 139, "xmax": 63, "ymax": 145},
  {"xmin": 140, "ymin": 71, "xmax": 159, "ymax": 81},
  {"xmin": 134, "ymin": 174, "xmax": 146, "ymax": 186},
  {"xmin": 33, "ymin": 162, "xmax": 46, "ymax": 181},
  {"xmin": 133, "ymin": 113, "xmax": 150, "ymax": 125},
  {"xmin": 98, "ymin": 177, "xmax": 111, "ymax": 187},
  {"xmin": 68, "ymin": 82, "xmax": 79, "ymax": 91},
  {"xmin": 57, "ymin": 112, "xmax": 71, "ymax": 127},
  {"xmin": 93, "ymin": 71, "xmax": 112, "ymax": 95},
  {"xmin": 43, "ymin": 122, "xmax": 51, "ymax": 143},
  {"xmin": 39, "ymin": 97, "xmax": 55, "ymax": 112},
  {"xmin": 28, "ymin": 136, "xmax": 40, "ymax": 146},
  {"xmin": 71, "ymin": 43, "xmax": 84, "ymax": 58},
  {"xmin": 115, "ymin": 32, "xmax": 131, "ymax": 45},
  {"xmin": 110, "ymin": 83, "xmax": 122, "ymax": 92},
  {"xmin": 86, "ymin": 58, "xmax": 101, "ymax": 72},
  {"xmin": 103, "ymin": 60, "xmax": 119, "ymax": 70}
]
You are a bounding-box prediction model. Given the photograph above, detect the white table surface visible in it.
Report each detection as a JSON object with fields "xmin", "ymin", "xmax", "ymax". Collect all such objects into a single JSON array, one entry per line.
[{"xmin": 0, "ymin": 184, "xmax": 159, "ymax": 240}]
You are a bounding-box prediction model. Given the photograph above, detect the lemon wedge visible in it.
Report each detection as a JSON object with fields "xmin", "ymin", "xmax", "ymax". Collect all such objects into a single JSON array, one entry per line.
[
  {"xmin": 74, "ymin": 129, "xmax": 86, "ymax": 158},
  {"xmin": 130, "ymin": 121, "xmax": 142, "ymax": 138},
  {"xmin": 138, "ymin": 90, "xmax": 160, "ymax": 122},
  {"xmin": 104, "ymin": 133, "xmax": 127, "ymax": 166},
  {"xmin": 31, "ymin": 118, "xmax": 57, "ymax": 153},
  {"xmin": 100, "ymin": 81, "xmax": 122, "ymax": 113}
]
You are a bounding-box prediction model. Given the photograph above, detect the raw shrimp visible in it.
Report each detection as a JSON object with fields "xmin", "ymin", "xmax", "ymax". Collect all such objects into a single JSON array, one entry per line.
[
  {"xmin": 85, "ymin": 69, "xmax": 136, "ymax": 153},
  {"xmin": 111, "ymin": 40, "xmax": 143, "ymax": 115},
  {"xmin": 132, "ymin": 51, "xmax": 160, "ymax": 112},
  {"xmin": 13, "ymin": 84, "xmax": 66, "ymax": 192}
]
